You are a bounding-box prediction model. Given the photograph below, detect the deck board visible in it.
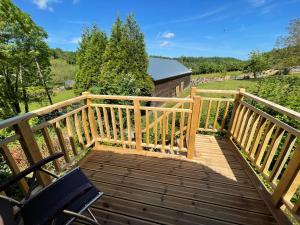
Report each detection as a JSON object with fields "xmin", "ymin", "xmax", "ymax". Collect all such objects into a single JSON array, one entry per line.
[{"xmin": 79, "ymin": 135, "xmax": 278, "ymax": 225}]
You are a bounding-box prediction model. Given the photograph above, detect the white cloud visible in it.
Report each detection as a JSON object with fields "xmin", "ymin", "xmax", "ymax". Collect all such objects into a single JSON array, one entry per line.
[
  {"xmin": 69, "ymin": 37, "xmax": 81, "ymax": 44},
  {"xmin": 160, "ymin": 41, "xmax": 170, "ymax": 47},
  {"xmin": 248, "ymin": 0, "xmax": 268, "ymax": 7},
  {"xmin": 32, "ymin": 0, "xmax": 60, "ymax": 11},
  {"xmin": 162, "ymin": 32, "xmax": 175, "ymax": 39}
]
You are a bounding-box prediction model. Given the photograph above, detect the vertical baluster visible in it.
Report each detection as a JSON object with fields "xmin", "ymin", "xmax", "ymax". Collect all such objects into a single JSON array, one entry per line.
[
  {"xmin": 205, "ymin": 100, "xmax": 212, "ymax": 129},
  {"xmin": 66, "ymin": 116, "xmax": 78, "ymax": 156},
  {"xmin": 118, "ymin": 107, "xmax": 125, "ymax": 148},
  {"xmin": 41, "ymin": 127, "xmax": 60, "ymax": 172},
  {"xmin": 145, "ymin": 109, "xmax": 149, "ymax": 146},
  {"xmin": 154, "ymin": 111, "xmax": 158, "ymax": 147},
  {"xmin": 103, "ymin": 107, "xmax": 111, "ymax": 141},
  {"xmin": 179, "ymin": 111, "xmax": 185, "ymax": 150},
  {"xmin": 220, "ymin": 101, "xmax": 230, "ymax": 132},
  {"xmin": 133, "ymin": 99, "xmax": 142, "ymax": 151},
  {"xmin": 213, "ymin": 101, "xmax": 221, "ymax": 130},
  {"xmin": 81, "ymin": 108, "xmax": 91, "ymax": 144},
  {"xmin": 244, "ymin": 114, "xmax": 261, "ymax": 153},
  {"xmin": 162, "ymin": 111, "xmax": 166, "ymax": 152},
  {"xmin": 74, "ymin": 113, "xmax": 84, "ymax": 149},
  {"xmin": 96, "ymin": 107, "xmax": 105, "ymax": 140},
  {"xmin": 126, "ymin": 107, "xmax": 132, "ymax": 147},
  {"xmin": 249, "ymin": 118, "xmax": 268, "ymax": 160},
  {"xmin": 110, "ymin": 106, "xmax": 117, "ymax": 143},
  {"xmin": 170, "ymin": 111, "xmax": 176, "ymax": 153}
]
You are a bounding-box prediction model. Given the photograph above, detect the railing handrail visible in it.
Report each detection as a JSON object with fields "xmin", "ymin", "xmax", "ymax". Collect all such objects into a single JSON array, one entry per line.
[{"xmin": 242, "ymin": 92, "xmax": 300, "ymax": 121}]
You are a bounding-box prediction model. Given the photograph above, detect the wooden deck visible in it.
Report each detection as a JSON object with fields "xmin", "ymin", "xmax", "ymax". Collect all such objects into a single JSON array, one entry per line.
[{"xmin": 79, "ymin": 135, "xmax": 278, "ymax": 225}]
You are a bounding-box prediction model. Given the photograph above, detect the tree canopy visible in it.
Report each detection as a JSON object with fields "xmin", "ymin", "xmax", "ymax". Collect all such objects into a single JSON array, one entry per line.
[
  {"xmin": 74, "ymin": 25, "xmax": 107, "ymax": 94},
  {"xmin": 76, "ymin": 14, "xmax": 154, "ymax": 97},
  {"xmin": 0, "ymin": 0, "xmax": 53, "ymax": 117}
]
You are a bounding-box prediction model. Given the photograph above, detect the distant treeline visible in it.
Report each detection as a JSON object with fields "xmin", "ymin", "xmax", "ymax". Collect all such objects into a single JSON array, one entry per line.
[{"xmin": 51, "ymin": 48, "xmax": 76, "ymax": 64}]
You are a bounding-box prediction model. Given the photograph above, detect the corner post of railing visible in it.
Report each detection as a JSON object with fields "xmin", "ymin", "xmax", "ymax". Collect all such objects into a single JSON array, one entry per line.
[
  {"xmin": 272, "ymin": 144, "xmax": 300, "ymax": 208},
  {"xmin": 13, "ymin": 120, "xmax": 52, "ymax": 186},
  {"xmin": 226, "ymin": 88, "xmax": 245, "ymax": 139},
  {"xmin": 133, "ymin": 99, "xmax": 142, "ymax": 151},
  {"xmin": 83, "ymin": 92, "xmax": 99, "ymax": 148},
  {"xmin": 186, "ymin": 87, "xmax": 197, "ymax": 144},
  {"xmin": 187, "ymin": 96, "xmax": 201, "ymax": 159}
]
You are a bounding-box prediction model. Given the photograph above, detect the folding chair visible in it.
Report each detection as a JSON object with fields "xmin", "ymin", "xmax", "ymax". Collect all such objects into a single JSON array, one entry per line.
[{"xmin": 0, "ymin": 152, "xmax": 103, "ymax": 225}]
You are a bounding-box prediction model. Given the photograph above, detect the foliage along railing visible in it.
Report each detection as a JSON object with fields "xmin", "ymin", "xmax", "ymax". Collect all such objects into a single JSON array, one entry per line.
[{"xmin": 228, "ymin": 88, "xmax": 300, "ymax": 221}]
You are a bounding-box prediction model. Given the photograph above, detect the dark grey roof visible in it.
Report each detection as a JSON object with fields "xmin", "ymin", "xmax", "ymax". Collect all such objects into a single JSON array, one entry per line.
[{"xmin": 148, "ymin": 57, "xmax": 191, "ymax": 81}]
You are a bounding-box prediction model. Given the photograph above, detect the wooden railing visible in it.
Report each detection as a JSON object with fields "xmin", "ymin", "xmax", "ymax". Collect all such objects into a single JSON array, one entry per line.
[
  {"xmin": 0, "ymin": 89, "xmax": 299, "ymax": 221},
  {"xmin": 228, "ymin": 88, "xmax": 300, "ymax": 220}
]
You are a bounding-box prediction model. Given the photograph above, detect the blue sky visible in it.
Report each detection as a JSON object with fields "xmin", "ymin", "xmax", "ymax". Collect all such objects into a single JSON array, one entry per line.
[{"xmin": 14, "ymin": 0, "xmax": 300, "ymax": 59}]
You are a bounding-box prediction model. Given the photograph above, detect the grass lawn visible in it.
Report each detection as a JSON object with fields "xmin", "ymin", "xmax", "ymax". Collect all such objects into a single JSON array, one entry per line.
[
  {"xmin": 21, "ymin": 90, "xmax": 76, "ymax": 112},
  {"xmin": 192, "ymin": 71, "xmax": 243, "ymax": 79}
]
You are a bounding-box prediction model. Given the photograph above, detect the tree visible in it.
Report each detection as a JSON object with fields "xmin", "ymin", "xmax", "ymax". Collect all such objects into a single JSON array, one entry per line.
[
  {"xmin": 0, "ymin": 0, "xmax": 53, "ymax": 115},
  {"xmin": 245, "ymin": 50, "xmax": 269, "ymax": 78},
  {"xmin": 277, "ymin": 18, "xmax": 300, "ymax": 47},
  {"xmin": 74, "ymin": 25, "xmax": 107, "ymax": 94},
  {"xmin": 97, "ymin": 15, "xmax": 153, "ymax": 96}
]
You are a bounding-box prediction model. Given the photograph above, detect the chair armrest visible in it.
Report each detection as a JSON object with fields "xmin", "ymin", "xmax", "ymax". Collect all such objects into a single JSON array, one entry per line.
[{"xmin": 0, "ymin": 152, "xmax": 64, "ymax": 192}]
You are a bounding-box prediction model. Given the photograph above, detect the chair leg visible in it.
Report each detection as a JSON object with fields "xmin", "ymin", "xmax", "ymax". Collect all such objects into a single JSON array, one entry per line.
[{"xmin": 63, "ymin": 209, "xmax": 100, "ymax": 225}]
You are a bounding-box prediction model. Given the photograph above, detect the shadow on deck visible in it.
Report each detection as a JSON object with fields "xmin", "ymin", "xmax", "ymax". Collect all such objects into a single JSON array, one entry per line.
[{"xmin": 79, "ymin": 135, "xmax": 278, "ymax": 225}]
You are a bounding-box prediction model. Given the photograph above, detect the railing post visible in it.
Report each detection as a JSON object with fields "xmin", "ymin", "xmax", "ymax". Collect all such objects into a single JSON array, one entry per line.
[
  {"xmin": 133, "ymin": 99, "xmax": 142, "ymax": 151},
  {"xmin": 227, "ymin": 88, "xmax": 245, "ymax": 138},
  {"xmin": 186, "ymin": 87, "xmax": 197, "ymax": 144},
  {"xmin": 83, "ymin": 92, "xmax": 99, "ymax": 148},
  {"xmin": 14, "ymin": 120, "xmax": 51, "ymax": 186},
  {"xmin": 272, "ymin": 144, "xmax": 300, "ymax": 207},
  {"xmin": 187, "ymin": 96, "xmax": 201, "ymax": 159}
]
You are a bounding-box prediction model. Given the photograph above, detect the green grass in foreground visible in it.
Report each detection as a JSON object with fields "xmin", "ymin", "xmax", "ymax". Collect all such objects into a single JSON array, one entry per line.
[{"xmin": 21, "ymin": 90, "xmax": 76, "ymax": 112}]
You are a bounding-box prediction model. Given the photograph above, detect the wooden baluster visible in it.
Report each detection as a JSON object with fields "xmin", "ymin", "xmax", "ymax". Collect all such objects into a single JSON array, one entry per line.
[
  {"xmin": 244, "ymin": 114, "xmax": 261, "ymax": 153},
  {"xmin": 260, "ymin": 127, "xmax": 285, "ymax": 173},
  {"xmin": 197, "ymin": 99, "xmax": 203, "ymax": 128},
  {"xmin": 81, "ymin": 108, "xmax": 91, "ymax": 144},
  {"xmin": 241, "ymin": 111, "xmax": 255, "ymax": 148},
  {"xmin": 83, "ymin": 92, "xmax": 98, "ymax": 147},
  {"xmin": 227, "ymin": 88, "xmax": 245, "ymax": 138},
  {"xmin": 170, "ymin": 111, "xmax": 176, "ymax": 153},
  {"xmin": 254, "ymin": 123, "xmax": 276, "ymax": 167},
  {"xmin": 233, "ymin": 105, "xmax": 246, "ymax": 139},
  {"xmin": 14, "ymin": 121, "xmax": 51, "ymax": 186},
  {"xmin": 249, "ymin": 118, "xmax": 268, "ymax": 160},
  {"xmin": 154, "ymin": 110, "xmax": 158, "ymax": 147},
  {"xmin": 272, "ymin": 144, "xmax": 300, "ymax": 206},
  {"xmin": 204, "ymin": 100, "xmax": 212, "ymax": 129},
  {"xmin": 118, "ymin": 107, "xmax": 125, "ymax": 148},
  {"xmin": 126, "ymin": 107, "xmax": 132, "ymax": 147},
  {"xmin": 96, "ymin": 107, "xmax": 105, "ymax": 140},
  {"xmin": 166, "ymin": 114, "xmax": 169, "ymax": 136},
  {"xmin": 269, "ymin": 133, "xmax": 296, "ymax": 182},
  {"xmin": 133, "ymin": 99, "xmax": 142, "ymax": 151},
  {"xmin": 213, "ymin": 101, "xmax": 221, "ymax": 130},
  {"xmin": 237, "ymin": 108, "xmax": 250, "ymax": 143},
  {"xmin": 187, "ymin": 96, "xmax": 201, "ymax": 159},
  {"xmin": 110, "ymin": 106, "xmax": 117, "ymax": 143},
  {"xmin": 162, "ymin": 111, "xmax": 166, "ymax": 152},
  {"xmin": 103, "ymin": 106, "xmax": 111, "ymax": 141},
  {"xmin": 74, "ymin": 113, "xmax": 84, "ymax": 149},
  {"xmin": 220, "ymin": 101, "xmax": 230, "ymax": 132},
  {"xmin": 0, "ymin": 145, "xmax": 29, "ymax": 193},
  {"xmin": 66, "ymin": 116, "xmax": 78, "ymax": 156},
  {"xmin": 145, "ymin": 109, "xmax": 149, "ymax": 146},
  {"xmin": 41, "ymin": 127, "xmax": 60, "ymax": 171},
  {"xmin": 179, "ymin": 111, "xmax": 185, "ymax": 150},
  {"xmin": 55, "ymin": 121, "xmax": 71, "ymax": 163}
]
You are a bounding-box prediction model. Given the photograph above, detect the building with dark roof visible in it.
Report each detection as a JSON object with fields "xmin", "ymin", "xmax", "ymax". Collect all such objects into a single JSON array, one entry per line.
[{"xmin": 148, "ymin": 57, "xmax": 192, "ymax": 98}]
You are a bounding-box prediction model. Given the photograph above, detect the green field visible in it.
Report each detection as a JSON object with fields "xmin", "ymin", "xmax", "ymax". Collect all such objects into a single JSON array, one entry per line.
[
  {"xmin": 192, "ymin": 71, "xmax": 243, "ymax": 79},
  {"xmin": 21, "ymin": 90, "xmax": 76, "ymax": 112},
  {"xmin": 51, "ymin": 59, "xmax": 77, "ymax": 85}
]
